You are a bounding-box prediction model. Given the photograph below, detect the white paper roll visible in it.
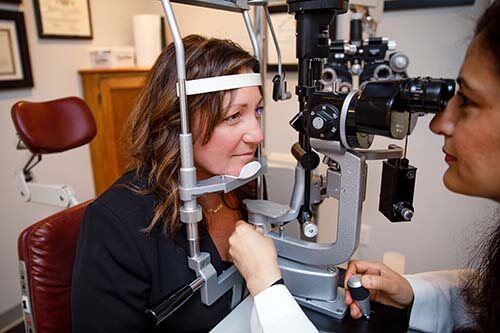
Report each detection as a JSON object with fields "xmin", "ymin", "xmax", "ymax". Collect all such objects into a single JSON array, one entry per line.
[
  {"xmin": 133, "ymin": 14, "xmax": 162, "ymax": 68},
  {"xmin": 336, "ymin": 11, "xmax": 351, "ymax": 41}
]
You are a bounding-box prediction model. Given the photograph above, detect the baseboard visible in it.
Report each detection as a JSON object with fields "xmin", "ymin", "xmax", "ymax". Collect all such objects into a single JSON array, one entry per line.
[{"xmin": 0, "ymin": 304, "xmax": 22, "ymax": 333}]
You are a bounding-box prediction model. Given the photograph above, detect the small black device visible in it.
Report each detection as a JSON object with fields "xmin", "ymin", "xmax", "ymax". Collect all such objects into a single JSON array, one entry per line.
[{"xmin": 379, "ymin": 157, "xmax": 417, "ymax": 222}]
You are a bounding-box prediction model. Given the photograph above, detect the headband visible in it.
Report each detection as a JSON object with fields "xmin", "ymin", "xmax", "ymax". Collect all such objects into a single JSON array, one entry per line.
[{"xmin": 177, "ymin": 73, "xmax": 262, "ymax": 96}]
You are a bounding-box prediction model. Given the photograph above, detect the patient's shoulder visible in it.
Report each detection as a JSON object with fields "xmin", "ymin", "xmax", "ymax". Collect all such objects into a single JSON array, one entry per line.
[{"xmin": 87, "ymin": 171, "xmax": 157, "ymax": 231}]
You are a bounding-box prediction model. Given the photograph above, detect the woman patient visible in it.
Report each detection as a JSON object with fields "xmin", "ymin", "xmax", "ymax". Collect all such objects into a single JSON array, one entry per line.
[{"xmin": 71, "ymin": 34, "xmax": 264, "ymax": 332}]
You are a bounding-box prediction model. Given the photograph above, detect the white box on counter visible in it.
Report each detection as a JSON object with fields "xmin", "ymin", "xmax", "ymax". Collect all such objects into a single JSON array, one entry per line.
[{"xmin": 89, "ymin": 47, "xmax": 135, "ymax": 69}]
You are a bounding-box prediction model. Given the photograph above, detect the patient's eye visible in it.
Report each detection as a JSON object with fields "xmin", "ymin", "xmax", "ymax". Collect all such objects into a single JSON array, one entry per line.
[
  {"xmin": 224, "ymin": 112, "xmax": 241, "ymax": 124},
  {"xmin": 255, "ymin": 106, "xmax": 264, "ymax": 118}
]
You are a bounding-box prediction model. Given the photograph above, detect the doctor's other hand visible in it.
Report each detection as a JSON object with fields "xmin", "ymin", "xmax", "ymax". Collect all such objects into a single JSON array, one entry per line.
[
  {"xmin": 345, "ymin": 260, "xmax": 414, "ymax": 319},
  {"xmin": 229, "ymin": 221, "xmax": 281, "ymax": 297}
]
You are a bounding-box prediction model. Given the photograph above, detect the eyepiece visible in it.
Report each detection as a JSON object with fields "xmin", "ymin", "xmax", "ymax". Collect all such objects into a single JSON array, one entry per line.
[
  {"xmin": 321, "ymin": 67, "xmax": 337, "ymax": 86},
  {"xmin": 373, "ymin": 64, "xmax": 393, "ymax": 80},
  {"xmin": 398, "ymin": 77, "xmax": 456, "ymax": 113}
]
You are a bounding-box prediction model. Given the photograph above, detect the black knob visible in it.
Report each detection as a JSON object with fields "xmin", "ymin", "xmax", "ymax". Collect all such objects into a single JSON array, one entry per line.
[
  {"xmin": 309, "ymin": 104, "xmax": 340, "ymax": 140},
  {"xmin": 347, "ymin": 275, "xmax": 371, "ymax": 319}
]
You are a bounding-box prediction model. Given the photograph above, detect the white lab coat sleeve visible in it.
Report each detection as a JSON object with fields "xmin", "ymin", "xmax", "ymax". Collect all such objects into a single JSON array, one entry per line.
[
  {"xmin": 405, "ymin": 270, "xmax": 474, "ymax": 333},
  {"xmin": 250, "ymin": 285, "xmax": 318, "ymax": 333}
]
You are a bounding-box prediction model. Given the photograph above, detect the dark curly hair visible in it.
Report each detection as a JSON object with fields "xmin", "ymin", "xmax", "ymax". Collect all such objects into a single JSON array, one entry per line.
[{"xmin": 475, "ymin": 1, "xmax": 500, "ymax": 73}]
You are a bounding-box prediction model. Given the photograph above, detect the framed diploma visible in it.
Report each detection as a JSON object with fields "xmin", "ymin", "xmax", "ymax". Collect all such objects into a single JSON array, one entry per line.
[
  {"xmin": 0, "ymin": 10, "xmax": 33, "ymax": 89},
  {"xmin": 267, "ymin": 0, "xmax": 288, "ymax": 13},
  {"xmin": 33, "ymin": 0, "xmax": 93, "ymax": 39},
  {"xmin": 267, "ymin": 4, "xmax": 298, "ymax": 71},
  {"xmin": 384, "ymin": 0, "xmax": 475, "ymax": 11},
  {"xmin": 266, "ymin": 4, "xmax": 335, "ymax": 72}
]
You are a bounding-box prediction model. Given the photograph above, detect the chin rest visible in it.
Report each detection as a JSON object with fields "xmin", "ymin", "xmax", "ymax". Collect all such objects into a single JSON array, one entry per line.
[
  {"xmin": 11, "ymin": 97, "xmax": 97, "ymax": 154},
  {"xmin": 18, "ymin": 200, "xmax": 91, "ymax": 333}
]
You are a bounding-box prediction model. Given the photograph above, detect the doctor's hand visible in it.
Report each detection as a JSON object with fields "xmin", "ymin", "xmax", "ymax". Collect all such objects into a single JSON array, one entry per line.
[
  {"xmin": 344, "ymin": 260, "xmax": 414, "ymax": 319},
  {"xmin": 229, "ymin": 221, "xmax": 281, "ymax": 297}
]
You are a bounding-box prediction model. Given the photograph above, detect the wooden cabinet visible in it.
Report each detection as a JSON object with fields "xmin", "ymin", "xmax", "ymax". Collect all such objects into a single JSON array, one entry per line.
[{"xmin": 80, "ymin": 69, "xmax": 149, "ymax": 195}]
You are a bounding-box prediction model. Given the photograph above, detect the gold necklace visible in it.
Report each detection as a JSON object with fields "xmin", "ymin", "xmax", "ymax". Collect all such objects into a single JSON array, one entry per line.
[{"xmin": 205, "ymin": 201, "xmax": 224, "ymax": 214}]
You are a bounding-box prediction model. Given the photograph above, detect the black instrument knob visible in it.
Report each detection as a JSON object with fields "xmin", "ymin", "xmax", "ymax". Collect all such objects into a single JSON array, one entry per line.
[
  {"xmin": 347, "ymin": 274, "xmax": 371, "ymax": 320},
  {"xmin": 309, "ymin": 104, "xmax": 340, "ymax": 140}
]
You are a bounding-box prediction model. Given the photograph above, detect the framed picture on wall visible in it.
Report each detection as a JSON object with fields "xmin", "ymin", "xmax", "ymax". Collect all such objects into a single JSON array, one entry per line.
[
  {"xmin": 384, "ymin": 0, "xmax": 475, "ymax": 11},
  {"xmin": 266, "ymin": 6, "xmax": 336, "ymax": 72},
  {"xmin": 0, "ymin": 10, "xmax": 33, "ymax": 89},
  {"xmin": 268, "ymin": 0, "xmax": 288, "ymax": 14},
  {"xmin": 33, "ymin": 0, "xmax": 93, "ymax": 39},
  {"xmin": 266, "ymin": 9, "xmax": 298, "ymax": 71}
]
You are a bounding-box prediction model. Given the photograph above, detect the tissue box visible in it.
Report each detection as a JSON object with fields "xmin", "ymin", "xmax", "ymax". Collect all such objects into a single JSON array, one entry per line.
[{"xmin": 90, "ymin": 47, "xmax": 135, "ymax": 69}]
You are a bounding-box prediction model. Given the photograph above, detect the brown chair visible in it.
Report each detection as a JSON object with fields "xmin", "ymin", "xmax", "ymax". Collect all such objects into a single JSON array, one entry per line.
[
  {"xmin": 18, "ymin": 200, "xmax": 91, "ymax": 333},
  {"xmin": 12, "ymin": 97, "xmax": 97, "ymax": 332}
]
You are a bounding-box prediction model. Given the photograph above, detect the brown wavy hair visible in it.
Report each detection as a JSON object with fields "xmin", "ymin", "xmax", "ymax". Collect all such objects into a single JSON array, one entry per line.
[{"xmin": 123, "ymin": 35, "xmax": 259, "ymax": 235}]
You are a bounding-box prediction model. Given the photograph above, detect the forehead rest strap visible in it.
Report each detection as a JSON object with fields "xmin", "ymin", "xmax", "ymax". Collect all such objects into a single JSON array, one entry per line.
[{"xmin": 177, "ymin": 73, "xmax": 262, "ymax": 96}]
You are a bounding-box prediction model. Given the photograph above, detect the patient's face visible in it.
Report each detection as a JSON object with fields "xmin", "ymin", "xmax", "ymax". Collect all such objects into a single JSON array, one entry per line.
[
  {"xmin": 430, "ymin": 35, "xmax": 500, "ymax": 202},
  {"xmin": 193, "ymin": 83, "xmax": 264, "ymax": 179}
]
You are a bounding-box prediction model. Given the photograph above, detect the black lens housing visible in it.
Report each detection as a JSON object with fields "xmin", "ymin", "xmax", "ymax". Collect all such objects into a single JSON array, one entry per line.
[
  {"xmin": 395, "ymin": 77, "xmax": 456, "ymax": 113},
  {"xmin": 291, "ymin": 77, "xmax": 456, "ymax": 148}
]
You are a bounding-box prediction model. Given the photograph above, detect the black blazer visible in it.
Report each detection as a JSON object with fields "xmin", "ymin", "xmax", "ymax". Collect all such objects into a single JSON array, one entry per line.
[{"xmin": 71, "ymin": 172, "xmax": 233, "ymax": 332}]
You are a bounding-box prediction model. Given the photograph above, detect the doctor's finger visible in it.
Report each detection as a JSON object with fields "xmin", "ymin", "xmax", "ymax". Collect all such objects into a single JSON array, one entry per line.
[
  {"xmin": 344, "ymin": 261, "xmax": 383, "ymax": 289},
  {"xmin": 349, "ymin": 303, "xmax": 362, "ymax": 319},
  {"xmin": 346, "ymin": 260, "xmax": 384, "ymax": 276},
  {"xmin": 361, "ymin": 274, "xmax": 397, "ymax": 294}
]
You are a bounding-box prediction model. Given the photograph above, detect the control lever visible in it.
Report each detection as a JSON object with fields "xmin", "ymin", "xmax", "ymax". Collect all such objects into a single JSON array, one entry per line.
[{"xmin": 146, "ymin": 276, "xmax": 204, "ymax": 326}]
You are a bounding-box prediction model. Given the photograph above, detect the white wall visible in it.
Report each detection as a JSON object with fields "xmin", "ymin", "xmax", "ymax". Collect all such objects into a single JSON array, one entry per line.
[{"xmin": 0, "ymin": 0, "xmax": 495, "ymax": 317}]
